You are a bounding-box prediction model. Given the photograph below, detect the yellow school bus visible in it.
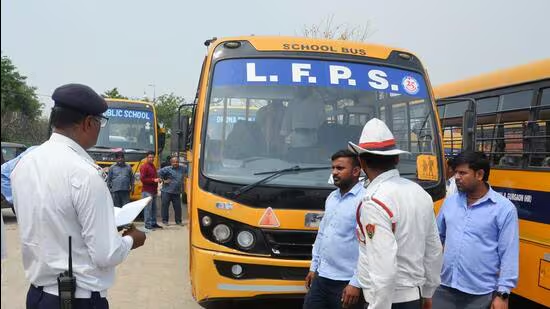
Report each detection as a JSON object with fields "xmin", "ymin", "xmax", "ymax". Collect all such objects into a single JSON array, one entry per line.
[
  {"xmin": 179, "ymin": 36, "xmax": 446, "ymax": 306},
  {"xmin": 89, "ymin": 99, "xmax": 165, "ymax": 200},
  {"xmin": 435, "ymin": 59, "xmax": 550, "ymax": 307}
]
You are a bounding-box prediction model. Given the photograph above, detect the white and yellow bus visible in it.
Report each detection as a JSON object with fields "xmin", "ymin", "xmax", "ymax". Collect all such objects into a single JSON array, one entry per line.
[{"xmin": 177, "ymin": 36, "xmax": 446, "ymax": 306}]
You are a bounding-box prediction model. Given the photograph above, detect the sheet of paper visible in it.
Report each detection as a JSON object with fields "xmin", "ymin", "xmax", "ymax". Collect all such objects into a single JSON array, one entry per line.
[{"xmin": 114, "ymin": 196, "xmax": 152, "ymax": 227}]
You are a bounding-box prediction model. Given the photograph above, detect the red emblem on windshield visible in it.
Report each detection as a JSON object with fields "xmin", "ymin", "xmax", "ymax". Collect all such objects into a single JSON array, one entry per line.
[{"xmin": 366, "ymin": 224, "xmax": 375, "ymax": 239}]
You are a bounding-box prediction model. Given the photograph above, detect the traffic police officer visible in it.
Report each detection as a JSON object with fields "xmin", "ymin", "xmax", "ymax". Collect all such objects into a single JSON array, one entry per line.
[
  {"xmin": 348, "ymin": 118, "xmax": 443, "ymax": 309},
  {"xmin": 11, "ymin": 83, "xmax": 147, "ymax": 309}
]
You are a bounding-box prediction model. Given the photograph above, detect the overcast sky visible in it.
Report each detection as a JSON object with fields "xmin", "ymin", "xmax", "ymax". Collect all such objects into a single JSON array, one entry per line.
[{"xmin": 2, "ymin": 0, "xmax": 549, "ymax": 114}]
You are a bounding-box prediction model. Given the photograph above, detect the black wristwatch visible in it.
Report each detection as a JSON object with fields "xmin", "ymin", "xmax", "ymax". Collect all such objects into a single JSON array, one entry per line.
[{"xmin": 496, "ymin": 291, "xmax": 509, "ymax": 300}]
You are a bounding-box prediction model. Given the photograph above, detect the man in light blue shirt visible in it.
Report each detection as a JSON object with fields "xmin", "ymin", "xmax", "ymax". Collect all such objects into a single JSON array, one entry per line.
[
  {"xmin": 1, "ymin": 146, "xmax": 37, "ymax": 205},
  {"xmin": 303, "ymin": 150, "xmax": 365, "ymax": 309},
  {"xmin": 434, "ymin": 151, "xmax": 519, "ymax": 309}
]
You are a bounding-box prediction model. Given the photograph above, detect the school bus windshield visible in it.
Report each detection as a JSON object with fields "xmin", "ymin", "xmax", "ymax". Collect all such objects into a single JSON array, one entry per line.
[
  {"xmin": 94, "ymin": 107, "xmax": 157, "ymax": 152},
  {"xmin": 203, "ymin": 58, "xmax": 440, "ymax": 188}
]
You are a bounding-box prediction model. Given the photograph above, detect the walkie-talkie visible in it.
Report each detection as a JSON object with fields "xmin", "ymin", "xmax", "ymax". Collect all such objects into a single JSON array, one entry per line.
[{"xmin": 58, "ymin": 236, "xmax": 76, "ymax": 309}]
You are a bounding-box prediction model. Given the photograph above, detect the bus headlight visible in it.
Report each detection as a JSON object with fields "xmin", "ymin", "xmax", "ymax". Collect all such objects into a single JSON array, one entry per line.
[
  {"xmin": 201, "ymin": 216, "xmax": 212, "ymax": 227},
  {"xmin": 236, "ymin": 230, "xmax": 255, "ymax": 249},
  {"xmin": 134, "ymin": 172, "xmax": 140, "ymax": 182},
  {"xmin": 231, "ymin": 264, "xmax": 244, "ymax": 278},
  {"xmin": 212, "ymin": 224, "xmax": 232, "ymax": 243}
]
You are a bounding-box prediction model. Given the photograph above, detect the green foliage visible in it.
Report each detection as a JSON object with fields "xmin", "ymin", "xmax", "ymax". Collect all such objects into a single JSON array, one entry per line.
[
  {"xmin": 155, "ymin": 93, "xmax": 189, "ymax": 130},
  {"xmin": 1, "ymin": 54, "xmax": 46, "ymax": 144},
  {"xmin": 1, "ymin": 115, "xmax": 49, "ymax": 145},
  {"xmin": 1, "ymin": 54, "xmax": 42, "ymax": 120},
  {"xmin": 103, "ymin": 87, "xmax": 128, "ymax": 99}
]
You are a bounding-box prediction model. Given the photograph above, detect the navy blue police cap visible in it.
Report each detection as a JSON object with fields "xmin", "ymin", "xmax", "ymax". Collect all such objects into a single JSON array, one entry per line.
[{"xmin": 52, "ymin": 83, "xmax": 107, "ymax": 115}]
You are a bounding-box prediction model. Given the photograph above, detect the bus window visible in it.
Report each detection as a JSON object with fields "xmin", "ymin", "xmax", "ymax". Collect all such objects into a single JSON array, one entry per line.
[
  {"xmin": 529, "ymin": 90, "xmax": 550, "ymax": 167},
  {"xmin": 494, "ymin": 110, "xmax": 530, "ymax": 168},
  {"xmin": 444, "ymin": 100, "xmax": 469, "ymax": 118},
  {"xmin": 541, "ymin": 88, "xmax": 550, "ymax": 106},
  {"xmin": 476, "ymin": 123, "xmax": 497, "ymax": 155},
  {"xmin": 437, "ymin": 105, "xmax": 445, "ymax": 119},
  {"xmin": 204, "ymin": 58, "xmax": 439, "ymax": 185},
  {"xmin": 476, "ymin": 97, "xmax": 499, "ymax": 114},
  {"xmin": 499, "ymin": 90, "xmax": 533, "ymax": 111}
]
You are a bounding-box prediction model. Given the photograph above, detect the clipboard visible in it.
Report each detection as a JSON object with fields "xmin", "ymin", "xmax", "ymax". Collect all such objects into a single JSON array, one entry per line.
[{"xmin": 113, "ymin": 196, "xmax": 152, "ymax": 227}]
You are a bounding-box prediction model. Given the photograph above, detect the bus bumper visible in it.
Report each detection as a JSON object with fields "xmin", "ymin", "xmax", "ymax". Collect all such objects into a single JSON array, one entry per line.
[{"xmin": 191, "ymin": 246, "xmax": 309, "ymax": 303}]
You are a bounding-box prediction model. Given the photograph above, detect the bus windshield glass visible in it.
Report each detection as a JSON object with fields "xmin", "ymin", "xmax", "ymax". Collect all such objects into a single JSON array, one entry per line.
[
  {"xmin": 94, "ymin": 107, "xmax": 156, "ymax": 152},
  {"xmin": 203, "ymin": 58, "xmax": 438, "ymax": 188}
]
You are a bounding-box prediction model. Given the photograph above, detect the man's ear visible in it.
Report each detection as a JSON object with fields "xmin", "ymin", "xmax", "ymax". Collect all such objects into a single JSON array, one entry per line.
[
  {"xmin": 475, "ymin": 169, "xmax": 485, "ymax": 181},
  {"xmin": 353, "ymin": 165, "xmax": 362, "ymax": 177}
]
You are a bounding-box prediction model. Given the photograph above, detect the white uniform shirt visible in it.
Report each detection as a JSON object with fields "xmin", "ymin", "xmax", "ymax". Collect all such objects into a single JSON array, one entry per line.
[
  {"xmin": 356, "ymin": 169, "xmax": 442, "ymax": 309},
  {"xmin": 11, "ymin": 133, "xmax": 133, "ymax": 297}
]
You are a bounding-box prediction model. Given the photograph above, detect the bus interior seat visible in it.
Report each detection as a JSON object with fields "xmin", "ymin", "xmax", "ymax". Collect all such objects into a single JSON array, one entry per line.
[
  {"xmin": 498, "ymin": 155, "xmax": 521, "ymax": 167},
  {"xmin": 224, "ymin": 120, "xmax": 266, "ymax": 159},
  {"xmin": 317, "ymin": 123, "xmax": 362, "ymax": 153}
]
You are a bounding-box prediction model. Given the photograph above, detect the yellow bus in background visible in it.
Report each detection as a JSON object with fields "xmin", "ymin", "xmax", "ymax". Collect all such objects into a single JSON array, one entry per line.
[
  {"xmin": 175, "ymin": 36, "xmax": 446, "ymax": 306},
  {"xmin": 435, "ymin": 59, "xmax": 550, "ymax": 307},
  {"xmin": 89, "ymin": 99, "xmax": 165, "ymax": 200}
]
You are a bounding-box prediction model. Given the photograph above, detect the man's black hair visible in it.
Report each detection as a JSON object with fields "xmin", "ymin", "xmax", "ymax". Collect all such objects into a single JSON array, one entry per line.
[
  {"xmin": 49, "ymin": 106, "xmax": 88, "ymax": 129},
  {"xmin": 453, "ymin": 151, "xmax": 490, "ymax": 181},
  {"xmin": 358, "ymin": 152, "xmax": 398, "ymax": 171},
  {"xmin": 446, "ymin": 155, "xmax": 458, "ymax": 170},
  {"xmin": 331, "ymin": 149, "xmax": 360, "ymax": 167},
  {"xmin": 146, "ymin": 151, "xmax": 156, "ymax": 157}
]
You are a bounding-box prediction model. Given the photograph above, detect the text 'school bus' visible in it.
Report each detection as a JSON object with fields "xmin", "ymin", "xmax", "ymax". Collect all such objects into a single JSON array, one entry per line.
[
  {"xmin": 176, "ymin": 36, "xmax": 446, "ymax": 306},
  {"xmin": 89, "ymin": 99, "xmax": 166, "ymax": 200},
  {"xmin": 435, "ymin": 59, "xmax": 550, "ymax": 307}
]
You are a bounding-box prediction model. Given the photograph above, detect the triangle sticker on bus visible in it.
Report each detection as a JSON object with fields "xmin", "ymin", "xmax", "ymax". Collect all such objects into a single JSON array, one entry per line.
[{"xmin": 258, "ymin": 207, "xmax": 280, "ymax": 227}]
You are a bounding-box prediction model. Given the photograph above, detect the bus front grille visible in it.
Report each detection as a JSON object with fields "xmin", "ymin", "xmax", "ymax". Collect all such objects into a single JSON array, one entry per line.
[{"xmin": 262, "ymin": 230, "xmax": 317, "ymax": 260}]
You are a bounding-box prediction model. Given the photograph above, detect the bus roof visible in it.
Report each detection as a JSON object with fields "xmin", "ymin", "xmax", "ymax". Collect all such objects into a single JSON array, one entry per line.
[
  {"xmin": 434, "ymin": 58, "xmax": 550, "ymax": 99},
  {"xmin": 209, "ymin": 36, "xmax": 414, "ymax": 60}
]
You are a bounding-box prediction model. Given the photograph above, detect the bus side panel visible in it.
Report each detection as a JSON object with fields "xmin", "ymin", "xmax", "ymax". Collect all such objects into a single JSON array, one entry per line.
[
  {"xmin": 515, "ymin": 230, "xmax": 550, "ymax": 307},
  {"xmin": 489, "ymin": 169, "xmax": 550, "ymax": 307}
]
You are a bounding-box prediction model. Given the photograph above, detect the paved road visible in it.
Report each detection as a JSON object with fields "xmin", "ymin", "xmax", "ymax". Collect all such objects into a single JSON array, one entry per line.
[{"xmin": 1, "ymin": 209, "xmax": 304, "ymax": 309}]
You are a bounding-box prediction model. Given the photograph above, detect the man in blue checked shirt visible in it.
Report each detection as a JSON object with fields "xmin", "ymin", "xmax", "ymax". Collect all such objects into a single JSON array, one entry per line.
[
  {"xmin": 303, "ymin": 150, "xmax": 365, "ymax": 309},
  {"xmin": 107, "ymin": 151, "xmax": 134, "ymax": 208},
  {"xmin": 433, "ymin": 151, "xmax": 519, "ymax": 309},
  {"xmin": 158, "ymin": 156, "xmax": 186, "ymax": 225}
]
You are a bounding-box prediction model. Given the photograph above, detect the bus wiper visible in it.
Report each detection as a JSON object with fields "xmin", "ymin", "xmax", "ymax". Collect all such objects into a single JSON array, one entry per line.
[
  {"xmin": 230, "ymin": 165, "xmax": 330, "ymax": 198},
  {"xmin": 91, "ymin": 145, "xmax": 113, "ymax": 149},
  {"xmin": 124, "ymin": 148, "xmax": 150, "ymax": 152}
]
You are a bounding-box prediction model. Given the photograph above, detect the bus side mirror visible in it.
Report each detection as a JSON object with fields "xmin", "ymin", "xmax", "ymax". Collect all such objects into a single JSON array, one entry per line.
[
  {"xmin": 462, "ymin": 109, "xmax": 475, "ymax": 152},
  {"xmin": 171, "ymin": 115, "xmax": 190, "ymax": 152},
  {"xmin": 158, "ymin": 127, "xmax": 166, "ymax": 153}
]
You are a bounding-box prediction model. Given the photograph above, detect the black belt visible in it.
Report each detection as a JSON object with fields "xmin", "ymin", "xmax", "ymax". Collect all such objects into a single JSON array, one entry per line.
[{"xmin": 30, "ymin": 285, "xmax": 103, "ymax": 299}]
